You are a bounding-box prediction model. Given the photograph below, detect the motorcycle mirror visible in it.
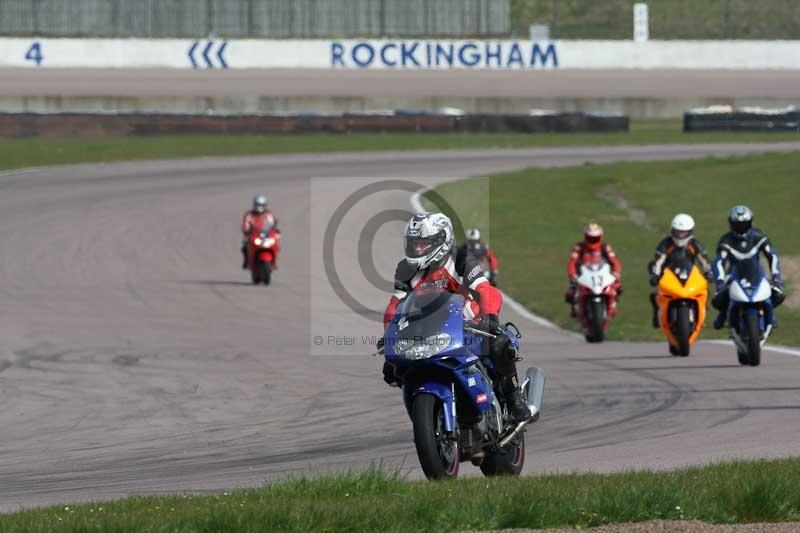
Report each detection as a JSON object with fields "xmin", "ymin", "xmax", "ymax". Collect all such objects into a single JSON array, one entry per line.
[{"xmin": 504, "ymin": 321, "xmax": 522, "ymax": 339}]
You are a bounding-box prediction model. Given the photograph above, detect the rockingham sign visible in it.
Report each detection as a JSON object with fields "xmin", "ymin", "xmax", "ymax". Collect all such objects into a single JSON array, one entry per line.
[
  {"xmin": 0, "ymin": 38, "xmax": 799, "ymax": 69},
  {"xmin": 330, "ymin": 41, "xmax": 558, "ymax": 69}
]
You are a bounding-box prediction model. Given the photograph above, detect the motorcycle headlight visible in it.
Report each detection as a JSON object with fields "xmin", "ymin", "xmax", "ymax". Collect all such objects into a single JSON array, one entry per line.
[
  {"xmin": 254, "ymin": 237, "xmax": 262, "ymax": 246},
  {"xmin": 394, "ymin": 333, "xmax": 451, "ymax": 360},
  {"xmin": 262, "ymin": 237, "xmax": 275, "ymax": 247}
]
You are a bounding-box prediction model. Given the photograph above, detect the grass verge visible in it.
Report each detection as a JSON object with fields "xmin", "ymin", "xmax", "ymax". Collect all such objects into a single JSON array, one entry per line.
[
  {"xmin": 1, "ymin": 120, "xmax": 799, "ymax": 172},
  {"xmin": 424, "ymin": 151, "xmax": 800, "ymax": 345},
  {"xmin": 3, "ymin": 459, "xmax": 800, "ymax": 532}
]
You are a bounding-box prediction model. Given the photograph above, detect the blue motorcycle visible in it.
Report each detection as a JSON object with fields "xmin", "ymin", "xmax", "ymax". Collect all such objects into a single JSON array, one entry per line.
[
  {"xmin": 379, "ymin": 288, "xmax": 545, "ymax": 480},
  {"xmin": 726, "ymin": 256, "xmax": 775, "ymax": 366}
]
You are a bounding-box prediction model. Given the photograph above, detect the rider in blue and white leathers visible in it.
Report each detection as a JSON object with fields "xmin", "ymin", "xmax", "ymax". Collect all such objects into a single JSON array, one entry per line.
[{"xmin": 711, "ymin": 205, "xmax": 785, "ymax": 329}]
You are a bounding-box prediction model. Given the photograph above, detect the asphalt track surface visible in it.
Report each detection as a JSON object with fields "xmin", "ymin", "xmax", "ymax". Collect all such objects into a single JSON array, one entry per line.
[
  {"xmin": 2, "ymin": 143, "xmax": 800, "ymax": 512},
  {"xmin": 4, "ymin": 68, "xmax": 800, "ymax": 98}
]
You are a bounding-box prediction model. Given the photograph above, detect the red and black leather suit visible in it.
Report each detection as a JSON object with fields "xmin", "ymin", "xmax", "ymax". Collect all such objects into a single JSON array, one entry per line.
[{"xmin": 383, "ymin": 247, "xmax": 500, "ymax": 329}]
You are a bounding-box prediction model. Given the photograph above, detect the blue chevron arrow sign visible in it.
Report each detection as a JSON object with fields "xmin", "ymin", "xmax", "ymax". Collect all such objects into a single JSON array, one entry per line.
[{"xmin": 188, "ymin": 40, "xmax": 228, "ymax": 69}]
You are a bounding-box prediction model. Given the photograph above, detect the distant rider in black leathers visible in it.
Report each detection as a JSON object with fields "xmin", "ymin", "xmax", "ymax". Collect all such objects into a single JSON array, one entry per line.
[{"xmin": 711, "ymin": 205, "xmax": 785, "ymax": 329}]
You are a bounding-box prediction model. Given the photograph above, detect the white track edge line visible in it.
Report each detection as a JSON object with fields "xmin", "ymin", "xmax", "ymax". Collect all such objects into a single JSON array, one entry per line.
[
  {"xmin": 0, "ymin": 167, "xmax": 43, "ymax": 178},
  {"xmin": 702, "ymin": 339, "xmax": 800, "ymax": 358}
]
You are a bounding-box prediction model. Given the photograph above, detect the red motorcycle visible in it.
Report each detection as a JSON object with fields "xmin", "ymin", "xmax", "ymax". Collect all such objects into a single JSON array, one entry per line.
[
  {"xmin": 247, "ymin": 225, "xmax": 280, "ymax": 285},
  {"xmin": 573, "ymin": 257, "xmax": 620, "ymax": 343}
]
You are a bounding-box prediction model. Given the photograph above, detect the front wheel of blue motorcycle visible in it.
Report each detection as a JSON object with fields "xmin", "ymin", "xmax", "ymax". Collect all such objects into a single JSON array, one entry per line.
[
  {"xmin": 480, "ymin": 433, "xmax": 525, "ymax": 477},
  {"xmin": 412, "ymin": 394, "xmax": 459, "ymax": 480}
]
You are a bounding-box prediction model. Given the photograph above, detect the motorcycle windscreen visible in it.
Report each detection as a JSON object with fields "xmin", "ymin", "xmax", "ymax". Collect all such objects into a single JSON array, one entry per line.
[
  {"xmin": 251, "ymin": 222, "xmax": 275, "ymax": 238},
  {"xmin": 730, "ymin": 257, "xmax": 771, "ymax": 302},
  {"xmin": 732, "ymin": 257, "xmax": 764, "ymax": 286},
  {"xmin": 394, "ymin": 289, "xmax": 462, "ymax": 341},
  {"xmin": 666, "ymin": 253, "xmax": 694, "ymax": 286}
]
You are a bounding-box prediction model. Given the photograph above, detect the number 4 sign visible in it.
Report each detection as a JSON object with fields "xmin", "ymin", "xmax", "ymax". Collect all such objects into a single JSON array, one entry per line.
[{"xmin": 25, "ymin": 42, "xmax": 43, "ymax": 66}]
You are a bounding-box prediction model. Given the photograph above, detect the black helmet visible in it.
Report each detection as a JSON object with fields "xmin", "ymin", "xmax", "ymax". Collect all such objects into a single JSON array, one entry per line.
[{"xmin": 728, "ymin": 205, "xmax": 753, "ymax": 236}]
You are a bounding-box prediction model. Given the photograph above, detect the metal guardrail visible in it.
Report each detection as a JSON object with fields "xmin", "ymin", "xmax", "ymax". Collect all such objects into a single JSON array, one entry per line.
[{"xmin": 0, "ymin": 0, "xmax": 509, "ymax": 38}]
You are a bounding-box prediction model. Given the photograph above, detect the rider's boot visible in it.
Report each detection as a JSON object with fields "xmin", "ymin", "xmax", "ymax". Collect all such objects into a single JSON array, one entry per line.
[
  {"xmin": 501, "ymin": 375, "xmax": 531, "ymax": 424},
  {"xmin": 566, "ymin": 289, "xmax": 577, "ymax": 318},
  {"xmin": 650, "ymin": 293, "xmax": 659, "ymax": 328},
  {"xmin": 241, "ymin": 246, "xmax": 248, "ymax": 270},
  {"xmin": 713, "ymin": 311, "xmax": 726, "ymax": 330}
]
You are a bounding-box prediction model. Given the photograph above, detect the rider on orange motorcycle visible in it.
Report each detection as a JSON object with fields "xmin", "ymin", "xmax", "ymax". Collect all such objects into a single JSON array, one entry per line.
[
  {"xmin": 647, "ymin": 214, "xmax": 714, "ymax": 328},
  {"xmin": 565, "ymin": 223, "xmax": 623, "ymax": 317},
  {"xmin": 241, "ymin": 195, "xmax": 278, "ymax": 269}
]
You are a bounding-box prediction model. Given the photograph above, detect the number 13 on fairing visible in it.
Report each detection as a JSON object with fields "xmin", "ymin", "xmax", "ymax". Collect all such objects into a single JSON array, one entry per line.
[{"xmin": 25, "ymin": 42, "xmax": 43, "ymax": 66}]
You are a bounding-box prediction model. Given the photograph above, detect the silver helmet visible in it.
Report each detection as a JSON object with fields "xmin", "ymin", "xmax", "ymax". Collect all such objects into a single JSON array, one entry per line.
[
  {"xmin": 404, "ymin": 212, "xmax": 454, "ymax": 270},
  {"xmin": 253, "ymin": 195, "xmax": 268, "ymax": 214}
]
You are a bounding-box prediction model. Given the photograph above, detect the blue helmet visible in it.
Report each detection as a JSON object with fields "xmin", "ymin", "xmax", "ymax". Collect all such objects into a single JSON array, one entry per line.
[{"xmin": 728, "ymin": 205, "xmax": 753, "ymax": 236}]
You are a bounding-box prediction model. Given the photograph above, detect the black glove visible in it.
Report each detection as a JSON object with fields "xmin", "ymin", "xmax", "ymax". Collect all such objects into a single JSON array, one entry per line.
[
  {"xmin": 711, "ymin": 291, "xmax": 726, "ymax": 310},
  {"xmin": 649, "ymin": 275, "xmax": 660, "ymax": 287},
  {"xmin": 477, "ymin": 314, "xmax": 501, "ymax": 334},
  {"xmin": 376, "ymin": 337, "xmax": 385, "ymax": 350},
  {"xmin": 772, "ymin": 285, "xmax": 786, "ymax": 308},
  {"xmin": 489, "ymin": 271, "xmax": 498, "ymax": 286},
  {"xmin": 382, "ymin": 361, "xmax": 398, "ymax": 386}
]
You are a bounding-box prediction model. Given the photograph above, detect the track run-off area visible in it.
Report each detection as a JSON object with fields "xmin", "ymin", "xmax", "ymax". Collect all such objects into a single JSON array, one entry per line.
[{"xmin": 1, "ymin": 143, "xmax": 800, "ymax": 512}]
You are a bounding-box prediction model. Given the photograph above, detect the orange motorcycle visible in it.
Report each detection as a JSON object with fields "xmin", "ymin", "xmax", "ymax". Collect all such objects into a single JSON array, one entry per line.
[{"xmin": 656, "ymin": 257, "xmax": 709, "ymax": 357}]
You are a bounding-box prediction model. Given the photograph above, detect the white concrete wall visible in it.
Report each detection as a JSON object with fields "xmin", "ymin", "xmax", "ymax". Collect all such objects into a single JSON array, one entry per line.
[{"xmin": 2, "ymin": 38, "xmax": 800, "ymax": 69}]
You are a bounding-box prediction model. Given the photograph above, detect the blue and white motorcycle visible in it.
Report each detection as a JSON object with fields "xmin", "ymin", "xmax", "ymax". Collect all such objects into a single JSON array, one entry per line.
[
  {"xmin": 378, "ymin": 288, "xmax": 545, "ymax": 480},
  {"xmin": 726, "ymin": 256, "xmax": 775, "ymax": 367}
]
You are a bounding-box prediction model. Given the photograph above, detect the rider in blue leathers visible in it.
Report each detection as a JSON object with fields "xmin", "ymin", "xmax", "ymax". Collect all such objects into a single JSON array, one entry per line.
[{"xmin": 711, "ymin": 205, "xmax": 785, "ymax": 329}]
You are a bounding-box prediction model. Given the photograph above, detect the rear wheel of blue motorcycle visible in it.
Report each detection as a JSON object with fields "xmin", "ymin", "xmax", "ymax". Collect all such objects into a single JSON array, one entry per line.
[
  {"xmin": 411, "ymin": 394, "xmax": 459, "ymax": 480},
  {"xmin": 479, "ymin": 433, "xmax": 525, "ymax": 476}
]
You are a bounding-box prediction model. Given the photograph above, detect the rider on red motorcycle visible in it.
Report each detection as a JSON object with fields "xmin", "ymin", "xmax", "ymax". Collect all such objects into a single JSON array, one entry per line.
[
  {"xmin": 565, "ymin": 223, "xmax": 623, "ymax": 316},
  {"xmin": 241, "ymin": 195, "xmax": 278, "ymax": 269},
  {"xmin": 456, "ymin": 228, "xmax": 499, "ymax": 286},
  {"xmin": 382, "ymin": 212, "xmax": 531, "ymax": 424}
]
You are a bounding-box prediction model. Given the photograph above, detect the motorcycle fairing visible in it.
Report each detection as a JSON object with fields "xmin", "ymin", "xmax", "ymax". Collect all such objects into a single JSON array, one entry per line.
[
  {"xmin": 656, "ymin": 265, "xmax": 709, "ymax": 347},
  {"xmin": 385, "ymin": 289, "xmax": 498, "ymax": 431},
  {"xmin": 576, "ymin": 262, "xmax": 617, "ymax": 296},
  {"xmin": 727, "ymin": 256, "xmax": 776, "ymax": 327}
]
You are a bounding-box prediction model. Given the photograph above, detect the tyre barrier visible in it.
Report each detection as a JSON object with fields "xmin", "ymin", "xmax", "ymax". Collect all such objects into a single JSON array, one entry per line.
[
  {"xmin": 684, "ymin": 106, "xmax": 800, "ymax": 132},
  {"xmin": 0, "ymin": 111, "xmax": 629, "ymax": 138}
]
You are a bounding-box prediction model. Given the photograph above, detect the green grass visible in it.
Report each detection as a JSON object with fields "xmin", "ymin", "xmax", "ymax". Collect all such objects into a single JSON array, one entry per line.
[
  {"xmin": 511, "ymin": 0, "xmax": 800, "ymax": 39},
  {"xmin": 3, "ymin": 459, "xmax": 800, "ymax": 532},
  {"xmin": 424, "ymin": 151, "xmax": 800, "ymax": 345},
  {"xmin": 1, "ymin": 120, "xmax": 799, "ymax": 172}
]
